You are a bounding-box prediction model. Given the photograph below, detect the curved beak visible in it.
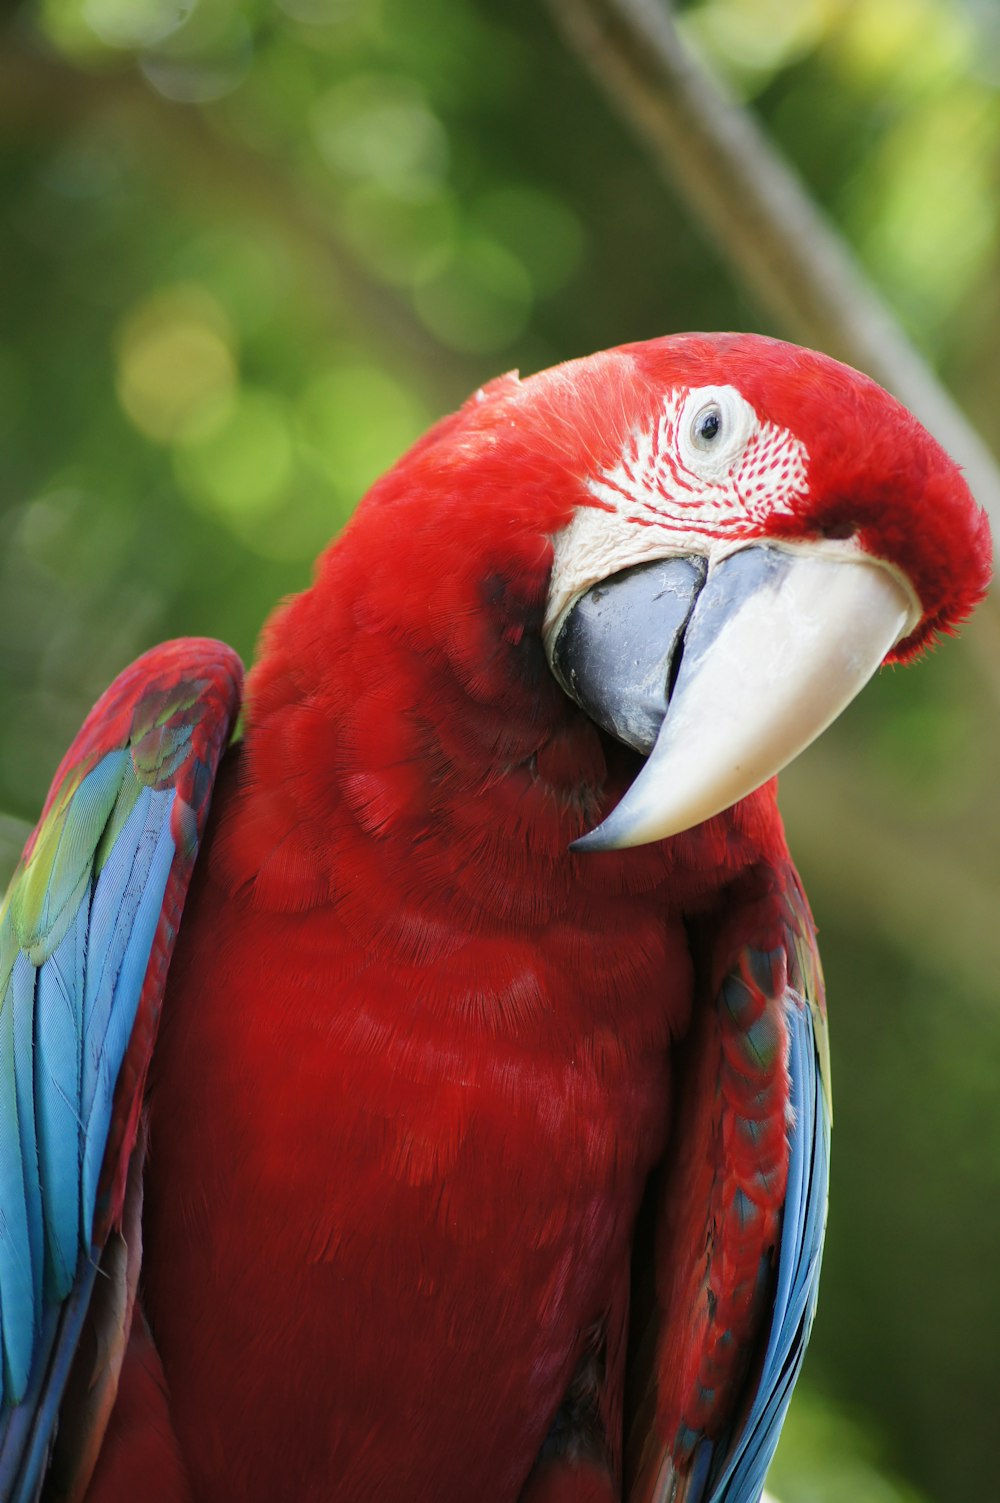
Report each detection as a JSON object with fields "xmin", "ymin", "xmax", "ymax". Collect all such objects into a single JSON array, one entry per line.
[{"xmin": 551, "ymin": 544, "xmax": 916, "ymax": 852}]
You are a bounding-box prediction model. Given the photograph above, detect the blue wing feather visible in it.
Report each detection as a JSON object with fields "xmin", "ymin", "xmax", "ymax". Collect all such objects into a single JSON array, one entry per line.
[
  {"xmin": 0, "ymin": 964, "xmax": 35, "ymax": 1403},
  {"xmin": 0, "ymin": 1258, "xmax": 100, "ymax": 1503},
  {"xmin": 0, "ymin": 639, "xmax": 242, "ymax": 1500},
  {"xmin": 81, "ymin": 788, "xmax": 176, "ymax": 1240},
  {"xmin": 35, "ymin": 900, "xmax": 89, "ymax": 1302},
  {"xmin": 12, "ymin": 954, "xmax": 44, "ymax": 1327},
  {"xmin": 0, "ymin": 777, "xmax": 172, "ymax": 1421},
  {"xmin": 705, "ymin": 992, "xmax": 830, "ymax": 1503}
]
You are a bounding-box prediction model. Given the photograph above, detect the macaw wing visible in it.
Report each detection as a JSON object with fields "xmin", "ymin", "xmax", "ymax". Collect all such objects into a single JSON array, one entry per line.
[
  {"xmin": 628, "ymin": 866, "xmax": 831, "ymax": 1503},
  {"xmin": 0, "ymin": 639, "xmax": 242, "ymax": 1502}
]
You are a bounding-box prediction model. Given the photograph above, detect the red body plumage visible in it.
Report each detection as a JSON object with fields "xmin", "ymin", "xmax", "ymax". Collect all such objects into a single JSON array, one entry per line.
[
  {"xmin": 128, "ymin": 349, "xmax": 786, "ymax": 1501},
  {"xmin": 138, "ymin": 553, "xmax": 788, "ymax": 1500}
]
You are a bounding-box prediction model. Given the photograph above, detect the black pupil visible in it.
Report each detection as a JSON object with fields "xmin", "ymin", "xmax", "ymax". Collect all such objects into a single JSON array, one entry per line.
[{"xmin": 698, "ymin": 410, "xmax": 721, "ymax": 442}]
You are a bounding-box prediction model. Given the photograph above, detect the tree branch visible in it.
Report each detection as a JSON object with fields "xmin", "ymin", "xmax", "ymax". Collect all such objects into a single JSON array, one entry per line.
[{"xmin": 546, "ymin": 0, "xmax": 1000, "ymax": 557}]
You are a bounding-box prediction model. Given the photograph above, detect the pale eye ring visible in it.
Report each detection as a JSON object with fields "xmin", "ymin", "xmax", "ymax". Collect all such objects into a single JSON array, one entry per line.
[
  {"xmin": 677, "ymin": 384, "xmax": 758, "ymax": 471},
  {"xmin": 691, "ymin": 404, "xmax": 723, "ymax": 450}
]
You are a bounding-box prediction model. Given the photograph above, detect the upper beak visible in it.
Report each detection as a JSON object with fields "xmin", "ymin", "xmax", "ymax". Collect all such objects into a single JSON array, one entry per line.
[{"xmin": 549, "ymin": 544, "xmax": 917, "ymax": 851}]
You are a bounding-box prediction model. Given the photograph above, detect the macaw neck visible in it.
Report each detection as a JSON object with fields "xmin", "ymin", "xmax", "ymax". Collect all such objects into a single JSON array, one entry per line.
[{"xmin": 220, "ymin": 540, "xmax": 788, "ymax": 951}]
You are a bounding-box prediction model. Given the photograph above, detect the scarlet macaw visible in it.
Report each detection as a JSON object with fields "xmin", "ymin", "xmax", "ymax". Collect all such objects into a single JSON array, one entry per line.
[{"xmin": 0, "ymin": 334, "xmax": 988, "ymax": 1503}]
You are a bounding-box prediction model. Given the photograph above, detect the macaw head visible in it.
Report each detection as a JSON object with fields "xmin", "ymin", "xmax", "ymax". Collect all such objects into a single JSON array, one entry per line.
[
  {"xmin": 289, "ymin": 333, "xmax": 990, "ymax": 858},
  {"xmin": 533, "ymin": 333, "xmax": 992, "ymax": 847}
]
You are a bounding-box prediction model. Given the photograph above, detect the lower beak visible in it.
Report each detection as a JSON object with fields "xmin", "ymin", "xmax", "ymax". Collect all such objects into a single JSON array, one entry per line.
[{"xmin": 550, "ymin": 544, "xmax": 916, "ymax": 851}]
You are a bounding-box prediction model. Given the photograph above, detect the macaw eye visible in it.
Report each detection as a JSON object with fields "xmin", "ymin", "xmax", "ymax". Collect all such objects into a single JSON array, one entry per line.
[
  {"xmin": 677, "ymin": 385, "xmax": 758, "ymax": 473},
  {"xmin": 691, "ymin": 405, "xmax": 722, "ymax": 449}
]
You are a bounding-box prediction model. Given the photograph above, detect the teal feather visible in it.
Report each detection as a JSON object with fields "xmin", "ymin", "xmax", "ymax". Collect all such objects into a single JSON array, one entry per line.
[
  {"xmin": 0, "ymin": 966, "xmax": 35, "ymax": 1402},
  {"xmin": 81, "ymin": 787, "xmax": 175, "ymax": 1241},
  {"xmin": 14, "ymin": 754, "xmax": 127, "ymax": 970},
  {"xmin": 36, "ymin": 901, "xmax": 89, "ymax": 1303},
  {"xmin": 11, "ymin": 956, "xmax": 42, "ymax": 1323}
]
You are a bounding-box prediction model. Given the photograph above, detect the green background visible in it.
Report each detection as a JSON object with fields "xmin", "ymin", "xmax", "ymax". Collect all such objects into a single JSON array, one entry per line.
[{"xmin": 2, "ymin": 2, "xmax": 998, "ymax": 1499}]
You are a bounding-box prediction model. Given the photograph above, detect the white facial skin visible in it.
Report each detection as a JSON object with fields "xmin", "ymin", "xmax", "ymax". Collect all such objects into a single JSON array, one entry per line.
[{"xmin": 545, "ymin": 385, "xmax": 812, "ymax": 646}]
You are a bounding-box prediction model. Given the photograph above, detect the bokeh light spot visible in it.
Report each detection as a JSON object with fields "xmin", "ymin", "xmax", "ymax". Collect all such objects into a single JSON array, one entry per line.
[
  {"xmin": 140, "ymin": 30, "xmax": 253, "ymax": 104},
  {"xmin": 339, "ymin": 183, "xmax": 456, "ymax": 287},
  {"xmin": 116, "ymin": 285, "xmax": 237, "ymax": 445},
  {"xmin": 296, "ymin": 361, "xmax": 429, "ymax": 503},
  {"xmin": 82, "ymin": 0, "xmax": 197, "ymax": 50},
  {"xmin": 175, "ymin": 388, "xmax": 295, "ymax": 523},
  {"xmin": 857, "ymin": 100, "xmax": 996, "ymax": 329},
  {"xmin": 473, "ymin": 186, "xmax": 584, "ymax": 297},
  {"xmin": 833, "ymin": 0, "xmax": 971, "ymax": 92},
  {"xmin": 681, "ymin": 0, "xmax": 836, "ymax": 92},
  {"xmin": 278, "ymin": 0, "xmax": 362, "ymax": 23},
  {"xmin": 412, "ymin": 238, "xmax": 532, "ymax": 353},
  {"xmin": 313, "ymin": 76, "xmax": 449, "ymax": 192}
]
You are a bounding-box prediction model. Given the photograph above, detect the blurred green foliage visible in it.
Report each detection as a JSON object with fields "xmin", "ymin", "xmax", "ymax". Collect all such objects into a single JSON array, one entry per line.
[{"xmin": 1, "ymin": 1, "xmax": 998, "ymax": 1499}]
